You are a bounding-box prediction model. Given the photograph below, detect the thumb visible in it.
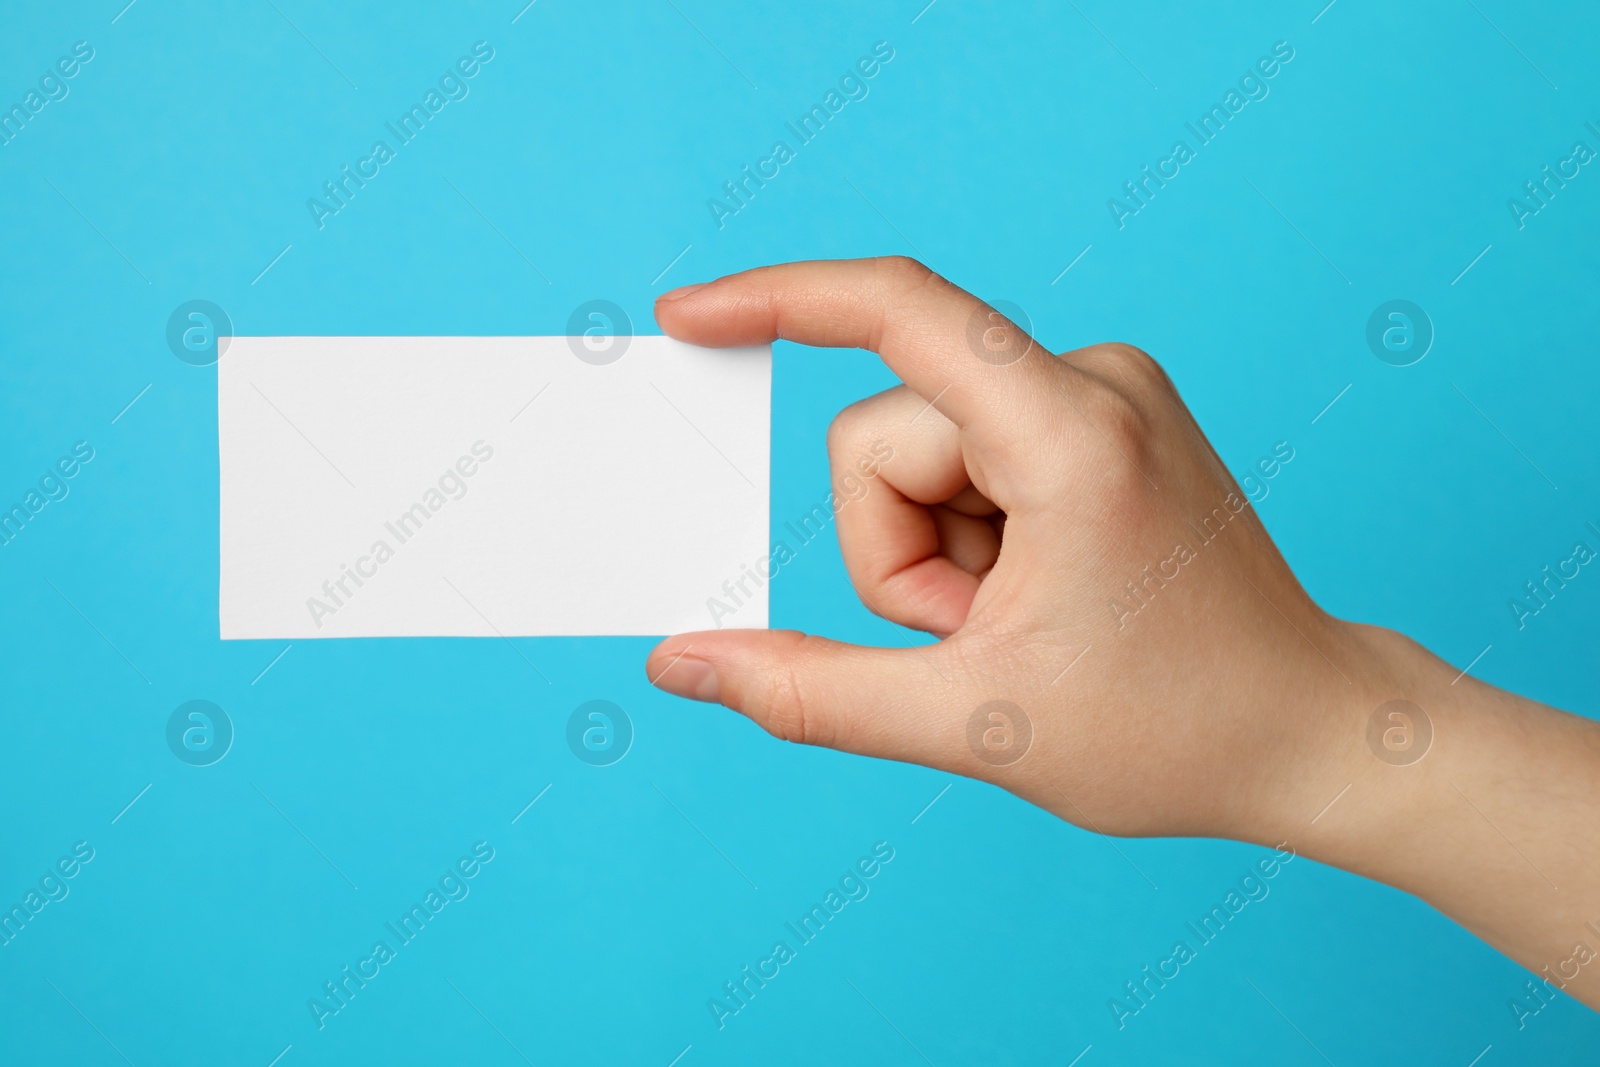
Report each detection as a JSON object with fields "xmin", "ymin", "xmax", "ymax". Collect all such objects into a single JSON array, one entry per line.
[{"xmin": 645, "ymin": 629, "xmax": 946, "ymax": 763}]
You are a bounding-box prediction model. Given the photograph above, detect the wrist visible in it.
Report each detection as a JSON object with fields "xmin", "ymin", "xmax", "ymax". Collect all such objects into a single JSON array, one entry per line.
[
  {"xmin": 1255, "ymin": 621, "xmax": 1600, "ymax": 1006},
  {"xmin": 1282, "ymin": 621, "xmax": 1513, "ymax": 880},
  {"xmin": 1224, "ymin": 619, "xmax": 1438, "ymax": 853}
]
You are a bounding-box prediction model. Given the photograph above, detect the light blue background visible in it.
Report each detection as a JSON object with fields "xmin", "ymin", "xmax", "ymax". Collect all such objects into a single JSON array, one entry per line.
[{"xmin": 3, "ymin": 0, "xmax": 1598, "ymax": 1063}]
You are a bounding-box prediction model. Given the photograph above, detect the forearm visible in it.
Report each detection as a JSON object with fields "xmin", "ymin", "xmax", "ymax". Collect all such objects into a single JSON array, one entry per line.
[{"xmin": 1275, "ymin": 623, "xmax": 1600, "ymax": 1008}]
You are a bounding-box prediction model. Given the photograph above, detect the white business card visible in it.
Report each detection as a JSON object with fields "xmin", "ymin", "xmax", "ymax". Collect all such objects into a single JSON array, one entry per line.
[{"xmin": 218, "ymin": 335, "xmax": 770, "ymax": 638}]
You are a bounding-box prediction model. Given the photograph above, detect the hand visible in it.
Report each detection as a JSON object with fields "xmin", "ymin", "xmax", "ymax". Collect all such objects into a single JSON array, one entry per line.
[
  {"xmin": 644, "ymin": 257, "xmax": 1600, "ymax": 1011},
  {"xmin": 645, "ymin": 255, "xmax": 1367, "ymax": 842}
]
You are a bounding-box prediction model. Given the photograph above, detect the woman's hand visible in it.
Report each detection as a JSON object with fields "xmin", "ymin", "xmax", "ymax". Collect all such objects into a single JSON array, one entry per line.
[
  {"xmin": 644, "ymin": 256, "xmax": 1600, "ymax": 1011},
  {"xmin": 645, "ymin": 255, "xmax": 1364, "ymax": 841}
]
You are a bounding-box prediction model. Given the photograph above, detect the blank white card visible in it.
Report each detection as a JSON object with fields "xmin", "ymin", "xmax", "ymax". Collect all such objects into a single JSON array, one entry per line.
[{"xmin": 218, "ymin": 336, "xmax": 770, "ymax": 638}]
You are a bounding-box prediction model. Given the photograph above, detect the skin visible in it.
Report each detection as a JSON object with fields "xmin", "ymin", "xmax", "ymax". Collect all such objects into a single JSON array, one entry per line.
[{"xmin": 643, "ymin": 256, "xmax": 1600, "ymax": 1012}]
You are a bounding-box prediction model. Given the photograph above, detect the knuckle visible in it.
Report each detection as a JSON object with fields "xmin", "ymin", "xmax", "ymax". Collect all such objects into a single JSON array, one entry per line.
[
  {"xmin": 1090, "ymin": 382, "xmax": 1149, "ymax": 446},
  {"xmin": 1099, "ymin": 342, "xmax": 1175, "ymax": 395},
  {"xmin": 827, "ymin": 389, "xmax": 908, "ymax": 468},
  {"xmin": 876, "ymin": 254, "xmax": 937, "ymax": 294},
  {"xmin": 755, "ymin": 635, "xmax": 826, "ymax": 747},
  {"xmin": 760, "ymin": 666, "xmax": 810, "ymax": 745},
  {"xmin": 1081, "ymin": 382, "xmax": 1159, "ymax": 490},
  {"xmin": 826, "ymin": 400, "xmax": 869, "ymax": 455}
]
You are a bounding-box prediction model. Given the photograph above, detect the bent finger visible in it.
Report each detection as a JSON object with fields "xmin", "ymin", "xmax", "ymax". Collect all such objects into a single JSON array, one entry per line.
[
  {"xmin": 655, "ymin": 256, "xmax": 1067, "ymax": 448},
  {"xmin": 827, "ymin": 386, "xmax": 987, "ymax": 634}
]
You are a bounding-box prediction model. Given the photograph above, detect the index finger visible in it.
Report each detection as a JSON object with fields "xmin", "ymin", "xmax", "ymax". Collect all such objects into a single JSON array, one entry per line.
[{"xmin": 653, "ymin": 256, "xmax": 1063, "ymax": 438}]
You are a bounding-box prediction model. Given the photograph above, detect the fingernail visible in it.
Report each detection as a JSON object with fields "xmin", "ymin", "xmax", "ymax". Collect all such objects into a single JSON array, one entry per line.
[
  {"xmin": 651, "ymin": 654, "xmax": 721, "ymax": 703},
  {"xmin": 657, "ymin": 282, "xmax": 707, "ymax": 302}
]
